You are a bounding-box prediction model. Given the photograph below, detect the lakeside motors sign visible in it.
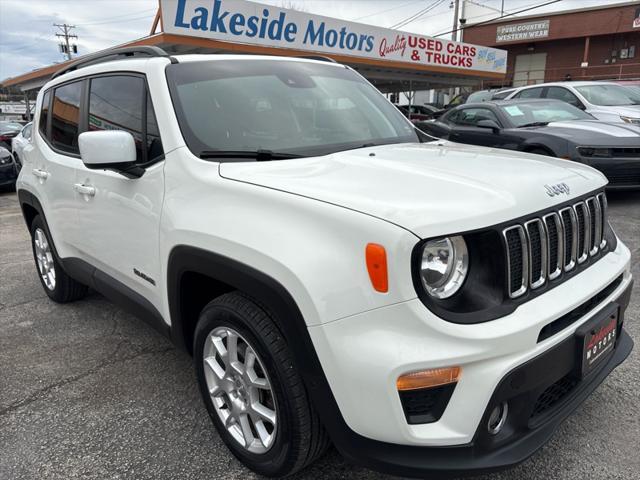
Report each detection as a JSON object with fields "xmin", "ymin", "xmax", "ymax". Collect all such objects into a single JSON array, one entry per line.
[
  {"xmin": 161, "ymin": 0, "xmax": 507, "ymax": 75},
  {"xmin": 496, "ymin": 20, "xmax": 550, "ymax": 43}
]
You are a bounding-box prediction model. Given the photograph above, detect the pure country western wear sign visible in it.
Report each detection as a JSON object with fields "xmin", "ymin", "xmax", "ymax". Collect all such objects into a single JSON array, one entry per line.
[
  {"xmin": 496, "ymin": 20, "xmax": 550, "ymax": 43},
  {"xmin": 161, "ymin": 0, "xmax": 507, "ymax": 75}
]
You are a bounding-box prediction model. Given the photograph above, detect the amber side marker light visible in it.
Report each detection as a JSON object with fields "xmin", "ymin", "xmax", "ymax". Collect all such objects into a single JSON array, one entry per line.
[
  {"xmin": 397, "ymin": 367, "xmax": 462, "ymax": 391},
  {"xmin": 366, "ymin": 243, "xmax": 388, "ymax": 293}
]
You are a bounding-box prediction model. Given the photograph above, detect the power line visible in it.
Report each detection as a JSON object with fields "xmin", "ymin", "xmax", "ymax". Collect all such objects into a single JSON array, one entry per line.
[
  {"xmin": 74, "ymin": 14, "xmax": 155, "ymax": 27},
  {"xmin": 352, "ymin": 0, "xmax": 424, "ymax": 22},
  {"xmin": 434, "ymin": 0, "xmax": 562, "ymax": 38},
  {"xmin": 391, "ymin": 0, "xmax": 446, "ymax": 29},
  {"xmin": 463, "ymin": 0, "xmax": 548, "ymax": 23},
  {"xmin": 54, "ymin": 23, "xmax": 78, "ymax": 61},
  {"xmin": 464, "ymin": 0, "xmax": 502, "ymax": 14},
  {"xmin": 391, "ymin": 0, "xmax": 447, "ymax": 30},
  {"xmin": 76, "ymin": 9, "xmax": 157, "ymax": 26}
]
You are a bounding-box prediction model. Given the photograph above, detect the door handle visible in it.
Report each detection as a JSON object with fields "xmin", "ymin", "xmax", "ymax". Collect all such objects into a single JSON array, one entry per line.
[
  {"xmin": 74, "ymin": 183, "xmax": 96, "ymax": 196},
  {"xmin": 32, "ymin": 168, "xmax": 49, "ymax": 180}
]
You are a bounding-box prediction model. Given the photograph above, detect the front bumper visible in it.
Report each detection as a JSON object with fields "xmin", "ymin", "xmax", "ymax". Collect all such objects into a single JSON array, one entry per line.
[
  {"xmin": 0, "ymin": 162, "xmax": 18, "ymax": 187},
  {"xmin": 340, "ymin": 326, "xmax": 632, "ymax": 479},
  {"xmin": 586, "ymin": 157, "xmax": 640, "ymax": 189},
  {"xmin": 307, "ymin": 242, "xmax": 633, "ymax": 477}
]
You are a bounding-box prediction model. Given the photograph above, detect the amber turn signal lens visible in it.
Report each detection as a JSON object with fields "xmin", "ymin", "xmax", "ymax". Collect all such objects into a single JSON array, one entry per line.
[
  {"xmin": 366, "ymin": 243, "xmax": 388, "ymax": 293},
  {"xmin": 396, "ymin": 366, "xmax": 461, "ymax": 391}
]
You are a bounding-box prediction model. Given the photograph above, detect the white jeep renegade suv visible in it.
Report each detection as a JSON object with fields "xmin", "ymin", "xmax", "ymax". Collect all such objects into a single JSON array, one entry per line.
[{"xmin": 17, "ymin": 47, "xmax": 634, "ymax": 478}]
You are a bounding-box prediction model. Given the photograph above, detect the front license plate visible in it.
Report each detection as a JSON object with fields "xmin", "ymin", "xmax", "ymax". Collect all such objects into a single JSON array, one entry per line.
[{"xmin": 578, "ymin": 304, "xmax": 619, "ymax": 378}]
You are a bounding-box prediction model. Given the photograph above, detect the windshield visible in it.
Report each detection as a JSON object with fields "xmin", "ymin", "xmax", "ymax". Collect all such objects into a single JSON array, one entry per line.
[
  {"xmin": 575, "ymin": 84, "xmax": 640, "ymax": 106},
  {"xmin": 166, "ymin": 60, "xmax": 418, "ymax": 159},
  {"xmin": 0, "ymin": 122, "xmax": 23, "ymax": 133},
  {"xmin": 467, "ymin": 90, "xmax": 493, "ymax": 103},
  {"xmin": 499, "ymin": 101, "xmax": 592, "ymax": 127}
]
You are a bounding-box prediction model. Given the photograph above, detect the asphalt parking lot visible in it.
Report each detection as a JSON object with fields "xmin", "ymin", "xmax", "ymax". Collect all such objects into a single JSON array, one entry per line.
[{"xmin": 0, "ymin": 189, "xmax": 638, "ymax": 480}]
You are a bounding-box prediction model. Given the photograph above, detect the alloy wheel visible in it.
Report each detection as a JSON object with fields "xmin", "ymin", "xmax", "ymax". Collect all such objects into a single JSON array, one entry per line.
[
  {"xmin": 203, "ymin": 327, "xmax": 278, "ymax": 454},
  {"xmin": 34, "ymin": 227, "xmax": 56, "ymax": 290}
]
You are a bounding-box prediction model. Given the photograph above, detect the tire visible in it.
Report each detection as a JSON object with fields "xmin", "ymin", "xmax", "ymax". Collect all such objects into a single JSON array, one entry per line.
[
  {"xmin": 194, "ymin": 292, "xmax": 330, "ymax": 477},
  {"xmin": 30, "ymin": 215, "xmax": 88, "ymax": 303}
]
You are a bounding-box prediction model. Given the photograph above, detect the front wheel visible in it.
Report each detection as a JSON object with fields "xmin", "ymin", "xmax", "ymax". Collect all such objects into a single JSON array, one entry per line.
[{"xmin": 194, "ymin": 292, "xmax": 329, "ymax": 477}]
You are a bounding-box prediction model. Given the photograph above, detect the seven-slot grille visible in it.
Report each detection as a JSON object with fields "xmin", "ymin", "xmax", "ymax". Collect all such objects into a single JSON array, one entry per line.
[{"xmin": 503, "ymin": 193, "xmax": 607, "ymax": 299}]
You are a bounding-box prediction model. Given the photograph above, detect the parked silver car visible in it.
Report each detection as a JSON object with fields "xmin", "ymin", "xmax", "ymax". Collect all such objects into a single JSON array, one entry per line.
[
  {"xmin": 505, "ymin": 81, "xmax": 640, "ymax": 124},
  {"xmin": 11, "ymin": 122, "xmax": 31, "ymax": 172}
]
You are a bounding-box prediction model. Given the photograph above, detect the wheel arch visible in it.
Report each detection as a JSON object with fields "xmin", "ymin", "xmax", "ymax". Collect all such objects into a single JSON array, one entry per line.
[
  {"xmin": 166, "ymin": 245, "xmax": 350, "ymax": 443},
  {"xmin": 167, "ymin": 245, "xmax": 311, "ymax": 356},
  {"xmin": 520, "ymin": 143, "xmax": 556, "ymax": 157},
  {"xmin": 17, "ymin": 189, "xmax": 67, "ymax": 262},
  {"xmin": 17, "ymin": 188, "xmax": 42, "ymax": 232}
]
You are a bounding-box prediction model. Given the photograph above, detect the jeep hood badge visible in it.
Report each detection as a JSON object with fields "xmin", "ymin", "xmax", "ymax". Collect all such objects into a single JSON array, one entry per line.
[{"xmin": 545, "ymin": 183, "xmax": 570, "ymax": 197}]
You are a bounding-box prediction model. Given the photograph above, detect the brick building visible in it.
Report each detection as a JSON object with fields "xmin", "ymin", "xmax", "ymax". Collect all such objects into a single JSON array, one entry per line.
[{"xmin": 462, "ymin": 1, "xmax": 640, "ymax": 87}]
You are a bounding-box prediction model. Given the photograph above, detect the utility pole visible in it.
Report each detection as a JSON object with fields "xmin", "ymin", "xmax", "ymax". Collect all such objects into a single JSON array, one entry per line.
[
  {"xmin": 54, "ymin": 23, "xmax": 78, "ymax": 61},
  {"xmin": 451, "ymin": 0, "xmax": 460, "ymax": 42}
]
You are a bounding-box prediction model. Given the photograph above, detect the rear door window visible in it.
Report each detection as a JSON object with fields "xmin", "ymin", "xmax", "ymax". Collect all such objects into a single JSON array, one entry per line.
[
  {"xmin": 514, "ymin": 87, "xmax": 544, "ymax": 99},
  {"xmin": 546, "ymin": 87, "xmax": 583, "ymax": 108},
  {"xmin": 39, "ymin": 90, "xmax": 51, "ymax": 138},
  {"xmin": 450, "ymin": 107, "xmax": 501, "ymax": 126},
  {"xmin": 51, "ymin": 81, "xmax": 83, "ymax": 154}
]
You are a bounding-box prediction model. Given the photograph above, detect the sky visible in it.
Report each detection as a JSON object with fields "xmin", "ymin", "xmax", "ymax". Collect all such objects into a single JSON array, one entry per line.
[{"xmin": 0, "ymin": 0, "xmax": 634, "ymax": 82}]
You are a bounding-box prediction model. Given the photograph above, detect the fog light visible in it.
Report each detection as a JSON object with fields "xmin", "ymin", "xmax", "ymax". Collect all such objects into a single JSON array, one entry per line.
[{"xmin": 487, "ymin": 402, "xmax": 508, "ymax": 435}]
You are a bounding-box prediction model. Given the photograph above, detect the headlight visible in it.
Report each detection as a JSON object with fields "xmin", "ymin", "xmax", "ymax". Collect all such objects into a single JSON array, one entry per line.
[
  {"xmin": 419, "ymin": 236, "xmax": 469, "ymax": 299},
  {"xmin": 0, "ymin": 154, "xmax": 13, "ymax": 165},
  {"xmin": 577, "ymin": 147, "xmax": 611, "ymax": 157},
  {"xmin": 620, "ymin": 115, "xmax": 640, "ymax": 124}
]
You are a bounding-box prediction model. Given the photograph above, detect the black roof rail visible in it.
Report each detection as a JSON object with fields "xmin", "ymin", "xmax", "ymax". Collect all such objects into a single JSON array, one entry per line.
[
  {"xmin": 298, "ymin": 55, "xmax": 338, "ymax": 63},
  {"xmin": 52, "ymin": 46, "xmax": 176, "ymax": 79}
]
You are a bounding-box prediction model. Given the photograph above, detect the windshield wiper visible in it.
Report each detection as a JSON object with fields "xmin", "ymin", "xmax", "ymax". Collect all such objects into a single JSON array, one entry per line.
[
  {"xmin": 518, "ymin": 121, "xmax": 549, "ymax": 128},
  {"xmin": 198, "ymin": 149, "xmax": 304, "ymax": 161}
]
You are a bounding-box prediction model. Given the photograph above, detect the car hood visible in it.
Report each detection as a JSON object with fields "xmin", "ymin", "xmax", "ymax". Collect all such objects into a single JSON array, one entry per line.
[
  {"xmin": 219, "ymin": 142, "xmax": 606, "ymax": 238},
  {"xmin": 528, "ymin": 120, "xmax": 640, "ymax": 145},
  {"xmin": 590, "ymin": 104, "xmax": 640, "ymax": 118}
]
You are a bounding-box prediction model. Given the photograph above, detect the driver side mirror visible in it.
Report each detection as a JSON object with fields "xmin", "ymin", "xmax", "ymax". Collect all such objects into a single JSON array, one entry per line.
[
  {"xmin": 477, "ymin": 119, "xmax": 501, "ymax": 133},
  {"xmin": 78, "ymin": 130, "xmax": 144, "ymax": 178}
]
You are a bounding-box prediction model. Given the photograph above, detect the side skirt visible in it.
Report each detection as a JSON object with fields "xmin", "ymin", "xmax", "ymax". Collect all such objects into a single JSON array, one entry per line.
[{"xmin": 61, "ymin": 257, "xmax": 171, "ymax": 340}]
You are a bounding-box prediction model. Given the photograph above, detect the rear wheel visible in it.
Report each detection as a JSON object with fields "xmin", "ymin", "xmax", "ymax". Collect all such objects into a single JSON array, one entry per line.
[
  {"xmin": 194, "ymin": 292, "xmax": 329, "ymax": 477},
  {"xmin": 30, "ymin": 215, "xmax": 88, "ymax": 303}
]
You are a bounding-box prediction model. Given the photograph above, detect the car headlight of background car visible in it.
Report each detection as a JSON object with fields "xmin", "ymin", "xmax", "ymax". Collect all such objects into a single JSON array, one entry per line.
[
  {"xmin": 419, "ymin": 236, "xmax": 469, "ymax": 299},
  {"xmin": 578, "ymin": 147, "xmax": 611, "ymax": 157},
  {"xmin": 0, "ymin": 151, "xmax": 14, "ymax": 165},
  {"xmin": 620, "ymin": 115, "xmax": 640, "ymax": 124}
]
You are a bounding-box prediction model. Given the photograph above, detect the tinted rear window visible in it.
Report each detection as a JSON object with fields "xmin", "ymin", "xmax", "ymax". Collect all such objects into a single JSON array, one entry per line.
[
  {"xmin": 39, "ymin": 91, "xmax": 50, "ymax": 137},
  {"xmin": 51, "ymin": 81, "xmax": 83, "ymax": 154}
]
